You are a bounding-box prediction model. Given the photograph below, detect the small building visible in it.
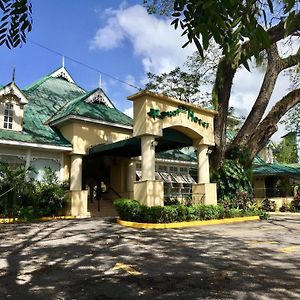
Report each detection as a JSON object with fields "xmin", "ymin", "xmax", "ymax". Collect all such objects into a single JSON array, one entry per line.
[{"xmin": 0, "ymin": 67, "xmax": 218, "ymax": 217}]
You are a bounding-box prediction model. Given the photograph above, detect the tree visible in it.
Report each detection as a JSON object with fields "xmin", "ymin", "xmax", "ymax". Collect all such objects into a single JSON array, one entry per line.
[
  {"xmin": 274, "ymin": 132, "xmax": 298, "ymax": 164},
  {"xmin": 0, "ymin": 0, "xmax": 33, "ymax": 48},
  {"xmin": 144, "ymin": 0, "xmax": 300, "ymax": 169},
  {"xmin": 145, "ymin": 46, "xmax": 219, "ymax": 104}
]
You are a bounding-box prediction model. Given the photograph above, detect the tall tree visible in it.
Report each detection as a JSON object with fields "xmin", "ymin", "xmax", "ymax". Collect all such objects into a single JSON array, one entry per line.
[
  {"xmin": 275, "ymin": 132, "xmax": 298, "ymax": 164},
  {"xmin": 144, "ymin": 0, "xmax": 300, "ymax": 169},
  {"xmin": 0, "ymin": 0, "xmax": 32, "ymax": 48}
]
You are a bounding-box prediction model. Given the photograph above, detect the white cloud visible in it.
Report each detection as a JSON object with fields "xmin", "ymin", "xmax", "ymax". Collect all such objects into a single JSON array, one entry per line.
[
  {"xmin": 123, "ymin": 106, "xmax": 133, "ymax": 118},
  {"xmin": 230, "ymin": 65, "xmax": 291, "ymax": 141},
  {"xmin": 90, "ymin": 4, "xmax": 195, "ymax": 74},
  {"xmin": 124, "ymin": 74, "xmax": 138, "ymax": 93},
  {"xmin": 90, "ymin": 17, "xmax": 124, "ymax": 50}
]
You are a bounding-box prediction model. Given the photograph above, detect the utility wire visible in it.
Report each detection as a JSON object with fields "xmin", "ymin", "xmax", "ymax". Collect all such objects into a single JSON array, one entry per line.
[{"xmin": 28, "ymin": 39, "xmax": 143, "ymax": 91}]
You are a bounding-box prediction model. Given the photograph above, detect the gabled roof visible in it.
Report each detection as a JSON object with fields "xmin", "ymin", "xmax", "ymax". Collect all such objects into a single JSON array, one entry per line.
[
  {"xmin": 0, "ymin": 73, "xmax": 86, "ymax": 148},
  {"xmin": 48, "ymin": 88, "xmax": 133, "ymax": 128},
  {"xmin": 48, "ymin": 66, "xmax": 76, "ymax": 83},
  {"xmin": 0, "ymin": 81, "xmax": 28, "ymax": 104}
]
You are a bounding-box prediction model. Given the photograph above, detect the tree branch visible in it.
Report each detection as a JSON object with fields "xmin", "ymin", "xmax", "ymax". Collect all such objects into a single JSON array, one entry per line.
[
  {"xmin": 242, "ymin": 13, "xmax": 300, "ymax": 61},
  {"xmin": 280, "ymin": 46, "xmax": 300, "ymax": 70},
  {"xmin": 232, "ymin": 44, "xmax": 281, "ymax": 147},
  {"xmin": 245, "ymin": 88, "xmax": 300, "ymax": 164}
]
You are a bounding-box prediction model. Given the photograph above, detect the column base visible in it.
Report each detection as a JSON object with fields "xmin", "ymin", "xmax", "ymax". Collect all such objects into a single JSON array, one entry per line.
[
  {"xmin": 192, "ymin": 183, "xmax": 217, "ymax": 205},
  {"xmin": 67, "ymin": 190, "xmax": 89, "ymax": 217},
  {"xmin": 134, "ymin": 180, "xmax": 164, "ymax": 206}
]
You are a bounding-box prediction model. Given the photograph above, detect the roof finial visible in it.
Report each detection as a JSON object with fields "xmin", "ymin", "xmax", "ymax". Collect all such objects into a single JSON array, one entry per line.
[
  {"xmin": 99, "ymin": 74, "xmax": 102, "ymax": 90},
  {"xmin": 12, "ymin": 67, "xmax": 15, "ymax": 83},
  {"xmin": 62, "ymin": 56, "xmax": 65, "ymax": 68}
]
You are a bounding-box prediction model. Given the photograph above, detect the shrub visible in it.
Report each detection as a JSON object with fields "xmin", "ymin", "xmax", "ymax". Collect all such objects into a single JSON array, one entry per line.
[
  {"xmin": 0, "ymin": 165, "xmax": 69, "ymax": 219},
  {"xmin": 279, "ymin": 200, "xmax": 290, "ymax": 212},
  {"xmin": 290, "ymin": 194, "xmax": 300, "ymax": 212},
  {"xmin": 114, "ymin": 199, "xmax": 265, "ymax": 223},
  {"xmin": 212, "ymin": 159, "xmax": 253, "ymax": 209}
]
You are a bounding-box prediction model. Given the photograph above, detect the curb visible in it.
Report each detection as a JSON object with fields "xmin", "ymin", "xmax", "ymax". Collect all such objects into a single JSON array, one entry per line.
[
  {"xmin": 117, "ymin": 216, "xmax": 260, "ymax": 229},
  {"xmin": 0, "ymin": 215, "xmax": 76, "ymax": 224},
  {"xmin": 269, "ymin": 212, "xmax": 300, "ymax": 216}
]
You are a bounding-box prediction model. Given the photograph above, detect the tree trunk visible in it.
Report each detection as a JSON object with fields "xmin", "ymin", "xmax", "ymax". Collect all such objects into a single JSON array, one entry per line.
[
  {"xmin": 232, "ymin": 45, "xmax": 281, "ymax": 148},
  {"xmin": 211, "ymin": 59, "xmax": 236, "ymax": 170}
]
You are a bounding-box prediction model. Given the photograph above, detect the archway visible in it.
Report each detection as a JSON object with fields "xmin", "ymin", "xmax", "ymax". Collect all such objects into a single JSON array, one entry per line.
[{"xmin": 128, "ymin": 91, "xmax": 218, "ymax": 207}]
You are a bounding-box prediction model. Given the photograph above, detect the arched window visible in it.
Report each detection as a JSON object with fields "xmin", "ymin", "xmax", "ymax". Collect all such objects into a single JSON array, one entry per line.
[{"xmin": 4, "ymin": 103, "xmax": 13, "ymax": 129}]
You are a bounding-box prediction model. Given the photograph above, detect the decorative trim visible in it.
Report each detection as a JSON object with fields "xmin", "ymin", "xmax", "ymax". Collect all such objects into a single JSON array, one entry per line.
[
  {"xmin": 155, "ymin": 158, "xmax": 197, "ymax": 166},
  {"xmin": 85, "ymin": 89, "xmax": 114, "ymax": 108},
  {"xmin": 49, "ymin": 67, "xmax": 75, "ymax": 83},
  {"xmin": 0, "ymin": 82, "xmax": 28, "ymax": 104},
  {"xmin": 0, "ymin": 139, "xmax": 72, "ymax": 151},
  {"xmin": 50, "ymin": 114, "xmax": 133, "ymax": 131}
]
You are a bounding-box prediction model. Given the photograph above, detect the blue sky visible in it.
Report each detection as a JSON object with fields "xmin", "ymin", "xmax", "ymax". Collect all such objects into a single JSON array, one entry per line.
[
  {"xmin": 0, "ymin": 0, "xmax": 294, "ymax": 141},
  {"xmin": 0, "ymin": 0, "xmax": 195, "ymax": 115}
]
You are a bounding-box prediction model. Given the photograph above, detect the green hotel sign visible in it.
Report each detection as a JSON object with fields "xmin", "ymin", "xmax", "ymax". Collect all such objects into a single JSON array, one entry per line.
[{"xmin": 147, "ymin": 105, "xmax": 209, "ymax": 128}]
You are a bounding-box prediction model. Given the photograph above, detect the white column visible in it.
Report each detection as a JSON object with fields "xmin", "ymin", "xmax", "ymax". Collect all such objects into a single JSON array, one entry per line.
[
  {"xmin": 25, "ymin": 149, "xmax": 31, "ymax": 181},
  {"xmin": 70, "ymin": 154, "xmax": 83, "ymax": 191},
  {"xmin": 197, "ymin": 145, "xmax": 210, "ymax": 184},
  {"xmin": 141, "ymin": 135, "xmax": 155, "ymax": 181},
  {"xmin": 60, "ymin": 153, "xmax": 64, "ymax": 182}
]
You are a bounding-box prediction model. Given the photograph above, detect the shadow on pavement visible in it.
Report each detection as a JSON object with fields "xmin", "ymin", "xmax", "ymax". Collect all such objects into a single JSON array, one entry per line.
[{"xmin": 0, "ymin": 217, "xmax": 299, "ymax": 299}]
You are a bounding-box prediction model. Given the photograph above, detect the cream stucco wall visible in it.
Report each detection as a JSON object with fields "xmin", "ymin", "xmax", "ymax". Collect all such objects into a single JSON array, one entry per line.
[
  {"xmin": 128, "ymin": 91, "xmax": 216, "ymax": 146},
  {"xmin": 253, "ymin": 176, "xmax": 266, "ymax": 198},
  {"xmin": 58, "ymin": 120, "xmax": 132, "ymax": 155},
  {"xmin": 128, "ymin": 91, "xmax": 217, "ymax": 207}
]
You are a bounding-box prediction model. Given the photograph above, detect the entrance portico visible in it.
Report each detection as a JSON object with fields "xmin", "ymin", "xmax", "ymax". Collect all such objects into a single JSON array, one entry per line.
[{"xmin": 128, "ymin": 91, "xmax": 218, "ymax": 207}]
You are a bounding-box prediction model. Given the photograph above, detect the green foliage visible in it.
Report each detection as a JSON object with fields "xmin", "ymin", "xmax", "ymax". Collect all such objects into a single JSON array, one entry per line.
[
  {"xmin": 279, "ymin": 201, "xmax": 290, "ymax": 212},
  {"xmin": 114, "ymin": 199, "xmax": 265, "ymax": 223},
  {"xmin": 144, "ymin": 0, "xmax": 299, "ymax": 69},
  {"xmin": 0, "ymin": 164, "xmax": 69, "ymax": 219},
  {"xmin": 145, "ymin": 48, "xmax": 219, "ymax": 105},
  {"xmin": 274, "ymin": 132, "xmax": 298, "ymax": 163},
  {"xmin": 290, "ymin": 194, "xmax": 300, "ymax": 212},
  {"xmin": 0, "ymin": 0, "xmax": 33, "ymax": 48},
  {"xmin": 34, "ymin": 167, "xmax": 69, "ymax": 217},
  {"xmin": 212, "ymin": 159, "xmax": 253, "ymax": 209}
]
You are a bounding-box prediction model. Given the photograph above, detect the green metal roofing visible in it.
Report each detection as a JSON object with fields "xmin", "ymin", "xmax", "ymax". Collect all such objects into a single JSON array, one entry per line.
[
  {"xmin": 90, "ymin": 128, "xmax": 193, "ymax": 158},
  {"xmin": 48, "ymin": 88, "xmax": 133, "ymax": 127},
  {"xmin": 253, "ymin": 163, "xmax": 300, "ymax": 177},
  {"xmin": 0, "ymin": 75, "xmax": 86, "ymax": 147},
  {"xmin": 156, "ymin": 148, "xmax": 197, "ymax": 162}
]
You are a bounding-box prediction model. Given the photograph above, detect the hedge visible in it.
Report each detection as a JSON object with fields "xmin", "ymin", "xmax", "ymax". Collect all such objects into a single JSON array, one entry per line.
[{"xmin": 114, "ymin": 199, "xmax": 267, "ymax": 223}]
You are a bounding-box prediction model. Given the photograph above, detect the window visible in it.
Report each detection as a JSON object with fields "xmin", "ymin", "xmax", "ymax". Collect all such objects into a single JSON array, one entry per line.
[{"xmin": 4, "ymin": 103, "xmax": 13, "ymax": 129}]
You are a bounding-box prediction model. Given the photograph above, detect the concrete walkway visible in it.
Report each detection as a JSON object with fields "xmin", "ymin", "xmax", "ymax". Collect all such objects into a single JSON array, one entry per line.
[{"xmin": 0, "ymin": 215, "xmax": 300, "ymax": 299}]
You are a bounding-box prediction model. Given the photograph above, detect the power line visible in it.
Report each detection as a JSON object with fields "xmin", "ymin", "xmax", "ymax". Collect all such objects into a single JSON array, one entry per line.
[{"xmin": 28, "ymin": 39, "xmax": 143, "ymax": 91}]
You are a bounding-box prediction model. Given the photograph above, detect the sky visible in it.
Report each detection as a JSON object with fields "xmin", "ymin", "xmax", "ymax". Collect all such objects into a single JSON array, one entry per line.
[{"xmin": 0, "ymin": 0, "xmax": 295, "ymax": 142}]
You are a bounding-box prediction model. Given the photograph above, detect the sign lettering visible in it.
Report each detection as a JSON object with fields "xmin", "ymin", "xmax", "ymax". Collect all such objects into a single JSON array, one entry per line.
[{"xmin": 147, "ymin": 105, "xmax": 209, "ymax": 128}]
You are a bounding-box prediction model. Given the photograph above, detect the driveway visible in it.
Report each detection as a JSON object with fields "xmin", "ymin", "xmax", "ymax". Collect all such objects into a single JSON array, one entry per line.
[{"xmin": 0, "ymin": 215, "xmax": 300, "ymax": 299}]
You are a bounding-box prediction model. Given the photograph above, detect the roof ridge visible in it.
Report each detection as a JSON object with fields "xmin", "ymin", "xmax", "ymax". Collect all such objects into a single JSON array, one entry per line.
[
  {"xmin": 23, "ymin": 75, "xmax": 50, "ymax": 92},
  {"xmin": 46, "ymin": 89, "xmax": 96, "ymax": 124},
  {"xmin": 23, "ymin": 70, "xmax": 87, "ymax": 93}
]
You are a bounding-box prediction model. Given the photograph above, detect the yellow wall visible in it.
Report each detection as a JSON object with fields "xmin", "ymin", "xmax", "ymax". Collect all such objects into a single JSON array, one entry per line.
[
  {"xmin": 58, "ymin": 120, "xmax": 132, "ymax": 155},
  {"xmin": 253, "ymin": 176, "xmax": 266, "ymax": 198},
  {"xmin": 128, "ymin": 91, "xmax": 216, "ymax": 145}
]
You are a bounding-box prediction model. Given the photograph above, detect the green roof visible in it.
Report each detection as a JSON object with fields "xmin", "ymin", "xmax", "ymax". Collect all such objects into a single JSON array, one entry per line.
[
  {"xmin": 0, "ymin": 75, "xmax": 86, "ymax": 147},
  {"xmin": 156, "ymin": 148, "xmax": 197, "ymax": 162},
  {"xmin": 253, "ymin": 163, "xmax": 300, "ymax": 177},
  {"xmin": 48, "ymin": 88, "xmax": 133, "ymax": 127}
]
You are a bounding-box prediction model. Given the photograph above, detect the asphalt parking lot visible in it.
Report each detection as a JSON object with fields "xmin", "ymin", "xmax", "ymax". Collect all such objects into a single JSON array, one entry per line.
[{"xmin": 0, "ymin": 215, "xmax": 300, "ymax": 299}]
